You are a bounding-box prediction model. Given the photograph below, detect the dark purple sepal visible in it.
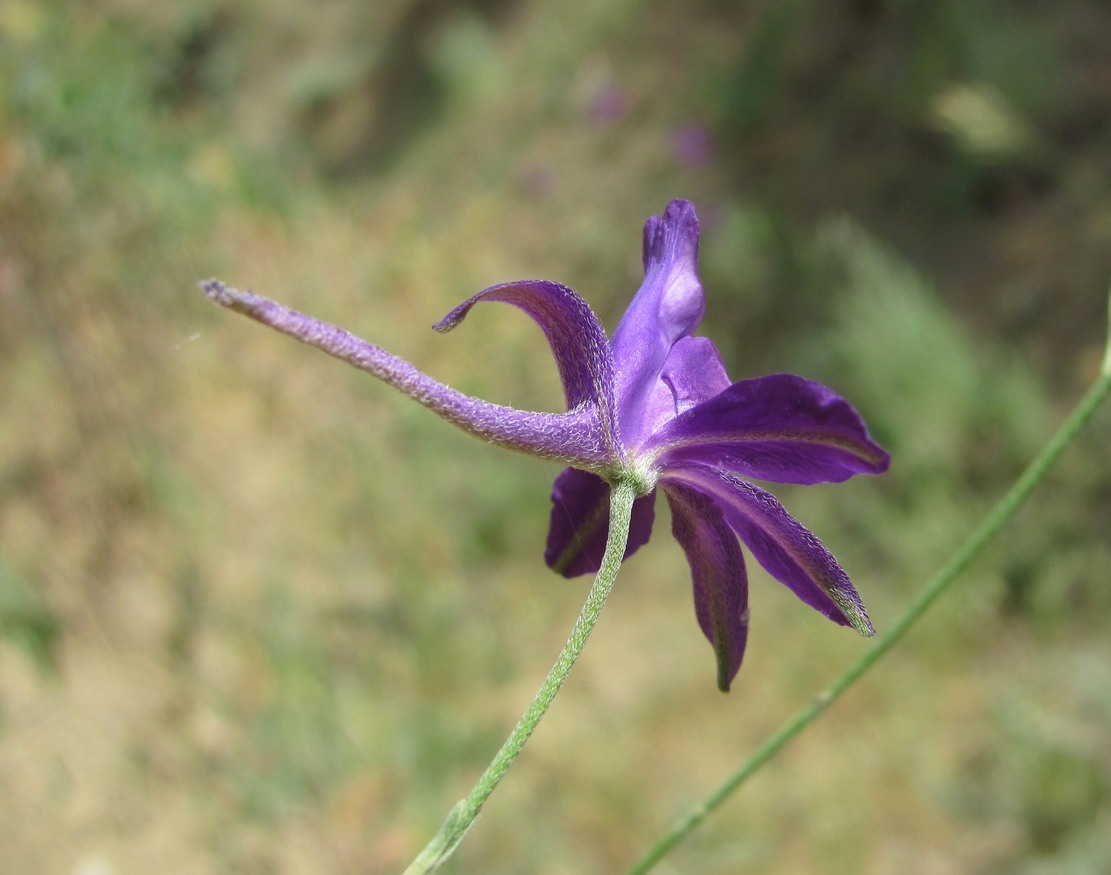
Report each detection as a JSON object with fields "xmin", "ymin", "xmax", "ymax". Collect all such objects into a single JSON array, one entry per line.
[
  {"xmin": 435, "ymin": 279, "xmax": 621, "ymax": 459},
  {"xmin": 648, "ymin": 373, "xmax": 890, "ymax": 485},
  {"xmin": 545, "ymin": 467, "xmax": 656, "ymax": 577},
  {"xmin": 664, "ymin": 480, "xmax": 750, "ymax": 692},
  {"xmin": 663, "ymin": 463, "xmax": 874, "ymax": 636}
]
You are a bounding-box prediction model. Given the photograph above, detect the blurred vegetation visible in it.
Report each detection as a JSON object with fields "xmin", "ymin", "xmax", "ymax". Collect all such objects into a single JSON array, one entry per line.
[{"xmin": 1, "ymin": 1, "xmax": 1110, "ymax": 873}]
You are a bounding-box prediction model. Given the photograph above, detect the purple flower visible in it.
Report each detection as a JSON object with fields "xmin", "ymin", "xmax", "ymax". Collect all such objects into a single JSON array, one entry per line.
[
  {"xmin": 670, "ymin": 122, "xmax": 715, "ymax": 167},
  {"xmin": 202, "ymin": 200, "xmax": 888, "ymax": 691},
  {"xmin": 586, "ymin": 83, "xmax": 630, "ymax": 126}
]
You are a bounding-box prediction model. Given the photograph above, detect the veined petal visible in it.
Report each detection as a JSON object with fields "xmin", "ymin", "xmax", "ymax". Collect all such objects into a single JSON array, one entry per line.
[
  {"xmin": 634, "ymin": 336, "xmax": 733, "ymax": 442},
  {"xmin": 435, "ymin": 280, "xmax": 621, "ymax": 459},
  {"xmin": 545, "ymin": 467, "xmax": 656, "ymax": 577},
  {"xmin": 661, "ymin": 336, "xmax": 731, "ymax": 413},
  {"xmin": 647, "ymin": 373, "xmax": 890, "ymax": 484},
  {"xmin": 664, "ymin": 480, "xmax": 750, "ymax": 692},
  {"xmin": 664, "ymin": 463, "xmax": 874, "ymax": 636},
  {"xmin": 202, "ymin": 280, "xmax": 611, "ymax": 466},
  {"xmin": 610, "ymin": 200, "xmax": 706, "ymax": 448}
]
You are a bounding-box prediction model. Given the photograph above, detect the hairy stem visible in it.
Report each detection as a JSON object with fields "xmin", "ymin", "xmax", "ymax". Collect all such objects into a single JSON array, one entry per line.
[{"xmin": 404, "ymin": 478, "xmax": 638, "ymax": 874}]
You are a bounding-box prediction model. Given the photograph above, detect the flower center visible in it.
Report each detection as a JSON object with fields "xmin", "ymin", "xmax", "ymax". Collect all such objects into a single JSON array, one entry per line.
[{"xmin": 614, "ymin": 455, "xmax": 660, "ymax": 497}]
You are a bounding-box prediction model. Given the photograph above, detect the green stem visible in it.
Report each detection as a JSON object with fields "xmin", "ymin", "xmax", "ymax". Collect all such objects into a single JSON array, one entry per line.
[
  {"xmin": 404, "ymin": 478, "xmax": 638, "ymax": 875},
  {"xmin": 628, "ymin": 351, "xmax": 1111, "ymax": 875}
]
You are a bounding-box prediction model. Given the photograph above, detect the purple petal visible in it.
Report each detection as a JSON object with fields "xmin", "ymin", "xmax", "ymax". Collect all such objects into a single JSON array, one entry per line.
[
  {"xmin": 610, "ymin": 200, "xmax": 706, "ymax": 448},
  {"xmin": 634, "ymin": 336, "xmax": 733, "ymax": 442},
  {"xmin": 435, "ymin": 280, "xmax": 620, "ymax": 458},
  {"xmin": 663, "ymin": 463, "xmax": 874, "ymax": 636},
  {"xmin": 201, "ymin": 280, "xmax": 612, "ymax": 466},
  {"xmin": 545, "ymin": 467, "xmax": 656, "ymax": 577},
  {"xmin": 647, "ymin": 373, "xmax": 890, "ymax": 484},
  {"xmin": 661, "ymin": 336, "xmax": 731, "ymax": 413},
  {"xmin": 664, "ymin": 480, "xmax": 749, "ymax": 692}
]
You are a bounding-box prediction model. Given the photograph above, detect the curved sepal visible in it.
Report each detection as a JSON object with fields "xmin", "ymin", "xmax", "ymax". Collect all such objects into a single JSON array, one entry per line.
[
  {"xmin": 435, "ymin": 280, "xmax": 620, "ymax": 459},
  {"xmin": 201, "ymin": 280, "xmax": 612, "ymax": 466}
]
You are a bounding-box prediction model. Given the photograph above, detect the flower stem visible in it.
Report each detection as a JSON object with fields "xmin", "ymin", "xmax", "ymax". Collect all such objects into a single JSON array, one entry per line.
[
  {"xmin": 403, "ymin": 477, "xmax": 638, "ymax": 874},
  {"xmin": 627, "ymin": 315, "xmax": 1111, "ymax": 875}
]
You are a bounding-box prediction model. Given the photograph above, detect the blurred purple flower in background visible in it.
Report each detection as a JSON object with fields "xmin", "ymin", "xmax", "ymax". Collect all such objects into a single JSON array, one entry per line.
[
  {"xmin": 670, "ymin": 123, "xmax": 715, "ymax": 167},
  {"xmin": 585, "ymin": 82, "xmax": 630, "ymax": 126},
  {"xmin": 203, "ymin": 200, "xmax": 888, "ymax": 691}
]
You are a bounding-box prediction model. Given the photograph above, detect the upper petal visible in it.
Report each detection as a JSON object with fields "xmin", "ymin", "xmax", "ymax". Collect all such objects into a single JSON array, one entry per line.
[
  {"xmin": 646, "ymin": 373, "xmax": 890, "ymax": 484},
  {"xmin": 545, "ymin": 467, "xmax": 656, "ymax": 577},
  {"xmin": 661, "ymin": 336, "xmax": 731, "ymax": 413},
  {"xmin": 202, "ymin": 280, "xmax": 612, "ymax": 466},
  {"xmin": 634, "ymin": 335, "xmax": 733, "ymax": 447},
  {"xmin": 436, "ymin": 279, "xmax": 621, "ymax": 460},
  {"xmin": 610, "ymin": 200, "xmax": 706, "ymax": 448},
  {"xmin": 663, "ymin": 463, "xmax": 874, "ymax": 636},
  {"xmin": 664, "ymin": 480, "xmax": 750, "ymax": 692}
]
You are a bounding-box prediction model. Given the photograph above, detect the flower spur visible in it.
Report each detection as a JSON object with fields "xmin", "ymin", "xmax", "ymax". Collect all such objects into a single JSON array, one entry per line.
[{"xmin": 202, "ymin": 199, "xmax": 888, "ymax": 692}]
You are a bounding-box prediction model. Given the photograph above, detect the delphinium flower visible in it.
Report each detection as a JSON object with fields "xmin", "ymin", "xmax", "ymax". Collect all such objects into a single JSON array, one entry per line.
[{"xmin": 202, "ymin": 199, "xmax": 888, "ymax": 694}]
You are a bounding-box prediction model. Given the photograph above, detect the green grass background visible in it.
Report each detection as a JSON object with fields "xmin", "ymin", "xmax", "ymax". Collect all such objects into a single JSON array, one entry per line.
[{"xmin": 2, "ymin": 1, "xmax": 1110, "ymax": 872}]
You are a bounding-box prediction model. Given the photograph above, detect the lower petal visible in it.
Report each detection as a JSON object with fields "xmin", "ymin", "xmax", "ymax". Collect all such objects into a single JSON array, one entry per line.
[
  {"xmin": 664, "ymin": 463, "xmax": 874, "ymax": 636},
  {"xmin": 545, "ymin": 468, "xmax": 656, "ymax": 577},
  {"xmin": 664, "ymin": 481, "xmax": 750, "ymax": 692}
]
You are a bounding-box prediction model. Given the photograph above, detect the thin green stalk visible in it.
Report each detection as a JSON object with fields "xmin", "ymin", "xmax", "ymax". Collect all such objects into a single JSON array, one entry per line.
[
  {"xmin": 404, "ymin": 478, "xmax": 638, "ymax": 875},
  {"xmin": 628, "ymin": 302, "xmax": 1111, "ymax": 875}
]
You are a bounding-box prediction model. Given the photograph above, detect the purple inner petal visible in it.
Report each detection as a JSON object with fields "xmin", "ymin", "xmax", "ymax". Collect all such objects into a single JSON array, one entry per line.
[
  {"xmin": 663, "ymin": 463, "xmax": 874, "ymax": 636},
  {"xmin": 661, "ymin": 336, "xmax": 731, "ymax": 413},
  {"xmin": 634, "ymin": 336, "xmax": 733, "ymax": 442},
  {"xmin": 647, "ymin": 373, "xmax": 890, "ymax": 484},
  {"xmin": 664, "ymin": 480, "xmax": 750, "ymax": 692},
  {"xmin": 545, "ymin": 467, "xmax": 656, "ymax": 577},
  {"xmin": 610, "ymin": 200, "xmax": 706, "ymax": 448}
]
